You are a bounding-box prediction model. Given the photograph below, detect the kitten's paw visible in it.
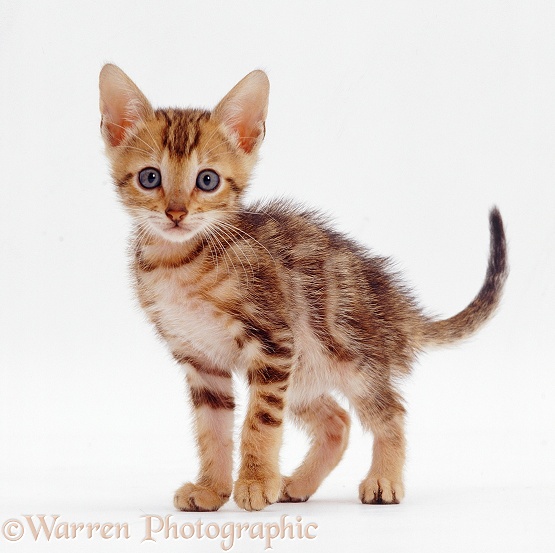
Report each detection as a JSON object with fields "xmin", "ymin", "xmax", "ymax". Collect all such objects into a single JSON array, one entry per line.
[
  {"xmin": 278, "ymin": 476, "xmax": 311, "ymax": 503},
  {"xmin": 174, "ymin": 482, "xmax": 230, "ymax": 512},
  {"xmin": 359, "ymin": 477, "xmax": 404, "ymax": 505},
  {"xmin": 234, "ymin": 476, "xmax": 281, "ymax": 511}
]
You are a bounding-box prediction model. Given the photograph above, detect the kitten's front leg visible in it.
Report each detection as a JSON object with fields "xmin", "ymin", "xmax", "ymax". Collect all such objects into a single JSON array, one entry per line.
[
  {"xmin": 235, "ymin": 360, "xmax": 291, "ymax": 511},
  {"xmin": 174, "ymin": 357, "xmax": 234, "ymax": 512}
]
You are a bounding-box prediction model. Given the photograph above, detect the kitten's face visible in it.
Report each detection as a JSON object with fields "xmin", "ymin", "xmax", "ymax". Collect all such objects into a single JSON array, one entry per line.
[
  {"xmin": 108, "ymin": 110, "xmax": 253, "ymax": 243},
  {"xmin": 99, "ymin": 65, "xmax": 269, "ymax": 244}
]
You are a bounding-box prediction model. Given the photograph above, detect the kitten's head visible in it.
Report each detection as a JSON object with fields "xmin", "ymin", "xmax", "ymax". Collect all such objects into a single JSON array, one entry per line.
[{"xmin": 99, "ymin": 64, "xmax": 269, "ymax": 243}]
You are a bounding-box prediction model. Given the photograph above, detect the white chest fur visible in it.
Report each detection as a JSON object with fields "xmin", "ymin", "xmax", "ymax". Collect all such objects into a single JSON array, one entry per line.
[{"xmin": 137, "ymin": 265, "xmax": 242, "ymax": 369}]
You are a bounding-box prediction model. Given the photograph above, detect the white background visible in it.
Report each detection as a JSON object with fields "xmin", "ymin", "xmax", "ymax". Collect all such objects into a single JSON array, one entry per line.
[{"xmin": 1, "ymin": 1, "xmax": 554, "ymax": 551}]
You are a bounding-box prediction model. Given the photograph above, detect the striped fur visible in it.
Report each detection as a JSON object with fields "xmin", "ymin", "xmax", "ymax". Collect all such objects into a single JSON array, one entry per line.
[{"xmin": 99, "ymin": 64, "xmax": 508, "ymax": 511}]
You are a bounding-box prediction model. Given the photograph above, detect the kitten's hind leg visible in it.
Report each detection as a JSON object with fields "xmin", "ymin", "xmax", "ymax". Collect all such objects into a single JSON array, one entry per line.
[
  {"xmin": 174, "ymin": 358, "xmax": 235, "ymax": 512},
  {"xmin": 352, "ymin": 387, "xmax": 406, "ymax": 504},
  {"xmin": 279, "ymin": 395, "xmax": 351, "ymax": 503}
]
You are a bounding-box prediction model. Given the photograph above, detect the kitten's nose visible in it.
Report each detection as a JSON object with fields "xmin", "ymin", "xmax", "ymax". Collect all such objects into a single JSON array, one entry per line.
[{"xmin": 165, "ymin": 208, "xmax": 188, "ymax": 224}]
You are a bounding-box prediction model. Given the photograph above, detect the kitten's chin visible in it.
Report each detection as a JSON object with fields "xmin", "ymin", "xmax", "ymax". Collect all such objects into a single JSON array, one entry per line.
[{"xmin": 152, "ymin": 222, "xmax": 204, "ymax": 244}]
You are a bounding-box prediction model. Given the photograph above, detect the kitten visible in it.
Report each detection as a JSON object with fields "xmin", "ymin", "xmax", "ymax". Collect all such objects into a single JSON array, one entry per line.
[{"xmin": 99, "ymin": 64, "xmax": 507, "ymax": 511}]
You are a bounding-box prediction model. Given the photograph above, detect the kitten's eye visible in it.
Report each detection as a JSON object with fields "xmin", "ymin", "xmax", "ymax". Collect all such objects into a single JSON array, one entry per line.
[
  {"xmin": 138, "ymin": 168, "xmax": 162, "ymax": 189},
  {"xmin": 196, "ymin": 169, "xmax": 220, "ymax": 192}
]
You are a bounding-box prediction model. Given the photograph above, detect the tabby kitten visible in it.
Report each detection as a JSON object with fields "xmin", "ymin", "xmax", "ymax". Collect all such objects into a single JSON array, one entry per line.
[{"xmin": 99, "ymin": 64, "xmax": 507, "ymax": 511}]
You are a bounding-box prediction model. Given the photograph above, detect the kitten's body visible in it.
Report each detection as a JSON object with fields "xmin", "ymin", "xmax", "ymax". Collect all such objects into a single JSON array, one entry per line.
[
  {"xmin": 137, "ymin": 202, "xmax": 419, "ymax": 415},
  {"xmin": 99, "ymin": 65, "xmax": 507, "ymax": 511}
]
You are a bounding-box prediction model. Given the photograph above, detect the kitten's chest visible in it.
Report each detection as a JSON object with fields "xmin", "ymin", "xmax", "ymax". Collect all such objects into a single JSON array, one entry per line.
[{"xmin": 136, "ymin": 266, "xmax": 240, "ymax": 363}]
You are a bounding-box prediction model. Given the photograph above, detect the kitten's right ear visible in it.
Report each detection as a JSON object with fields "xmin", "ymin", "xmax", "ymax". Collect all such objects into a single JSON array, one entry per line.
[{"xmin": 99, "ymin": 64, "xmax": 154, "ymax": 147}]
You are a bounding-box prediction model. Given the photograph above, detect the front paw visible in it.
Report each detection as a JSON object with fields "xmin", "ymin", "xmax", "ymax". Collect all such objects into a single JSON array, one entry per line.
[
  {"xmin": 359, "ymin": 476, "xmax": 404, "ymax": 505},
  {"xmin": 234, "ymin": 476, "xmax": 281, "ymax": 511},
  {"xmin": 174, "ymin": 482, "xmax": 230, "ymax": 512}
]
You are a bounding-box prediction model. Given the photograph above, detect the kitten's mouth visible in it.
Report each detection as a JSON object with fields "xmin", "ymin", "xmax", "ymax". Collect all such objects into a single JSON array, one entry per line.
[
  {"xmin": 155, "ymin": 220, "xmax": 203, "ymax": 243},
  {"xmin": 167, "ymin": 222, "xmax": 190, "ymax": 232}
]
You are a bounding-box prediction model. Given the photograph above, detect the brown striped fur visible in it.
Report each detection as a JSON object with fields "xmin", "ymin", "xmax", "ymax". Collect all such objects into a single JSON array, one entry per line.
[{"xmin": 99, "ymin": 64, "xmax": 508, "ymax": 511}]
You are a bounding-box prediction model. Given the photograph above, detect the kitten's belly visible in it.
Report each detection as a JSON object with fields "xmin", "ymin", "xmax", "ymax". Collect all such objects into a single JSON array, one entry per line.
[{"xmin": 287, "ymin": 318, "xmax": 363, "ymax": 408}]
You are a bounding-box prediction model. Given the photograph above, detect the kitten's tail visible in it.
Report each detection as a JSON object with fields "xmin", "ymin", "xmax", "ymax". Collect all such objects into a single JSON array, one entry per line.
[{"xmin": 420, "ymin": 208, "xmax": 508, "ymax": 347}]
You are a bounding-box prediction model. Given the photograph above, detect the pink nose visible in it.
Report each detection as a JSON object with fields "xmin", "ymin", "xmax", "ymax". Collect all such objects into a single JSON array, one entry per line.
[{"xmin": 165, "ymin": 209, "xmax": 187, "ymax": 223}]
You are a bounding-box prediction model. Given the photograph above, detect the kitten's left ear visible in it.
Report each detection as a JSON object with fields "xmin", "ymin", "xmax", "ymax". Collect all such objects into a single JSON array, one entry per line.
[
  {"xmin": 213, "ymin": 70, "xmax": 269, "ymax": 154},
  {"xmin": 99, "ymin": 64, "xmax": 154, "ymax": 147}
]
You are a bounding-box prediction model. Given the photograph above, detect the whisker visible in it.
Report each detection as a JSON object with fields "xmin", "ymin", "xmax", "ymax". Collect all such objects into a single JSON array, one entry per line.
[
  {"xmin": 199, "ymin": 228, "xmax": 220, "ymax": 284},
  {"xmin": 210, "ymin": 220, "xmax": 259, "ymax": 275},
  {"xmin": 210, "ymin": 207, "xmax": 279, "ymax": 224},
  {"xmin": 205, "ymin": 226, "xmax": 235, "ymax": 280},
  {"xmin": 135, "ymin": 218, "xmax": 157, "ymax": 243},
  {"xmin": 211, "ymin": 216, "xmax": 278, "ymax": 269},
  {"xmin": 208, "ymin": 225, "xmax": 243, "ymax": 284},
  {"xmin": 142, "ymin": 121, "xmax": 162, "ymax": 155},
  {"xmin": 202, "ymin": 146, "xmax": 227, "ymax": 160},
  {"xmin": 108, "ymin": 120, "xmax": 157, "ymax": 155},
  {"xmin": 200, "ymin": 125, "xmax": 227, "ymax": 156},
  {"xmin": 200, "ymin": 121, "xmax": 220, "ymax": 145},
  {"xmin": 201, "ymin": 139, "xmax": 233, "ymax": 159},
  {"xmin": 120, "ymin": 145, "xmax": 159, "ymax": 160},
  {"xmin": 210, "ymin": 222, "xmax": 255, "ymax": 285}
]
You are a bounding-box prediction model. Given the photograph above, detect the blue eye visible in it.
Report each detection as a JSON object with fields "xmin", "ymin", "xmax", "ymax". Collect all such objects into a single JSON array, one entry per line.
[
  {"xmin": 138, "ymin": 168, "xmax": 162, "ymax": 189},
  {"xmin": 196, "ymin": 169, "xmax": 220, "ymax": 192}
]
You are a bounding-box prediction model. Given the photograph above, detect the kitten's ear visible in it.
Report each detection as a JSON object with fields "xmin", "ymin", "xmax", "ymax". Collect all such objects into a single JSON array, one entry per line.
[
  {"xmin": 213, "ymin": 70, "xmax": 269, "ymax": 154},
  {"xmin": 99, "ymin": 64, "xmax": 154, "ymax": 147}
]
